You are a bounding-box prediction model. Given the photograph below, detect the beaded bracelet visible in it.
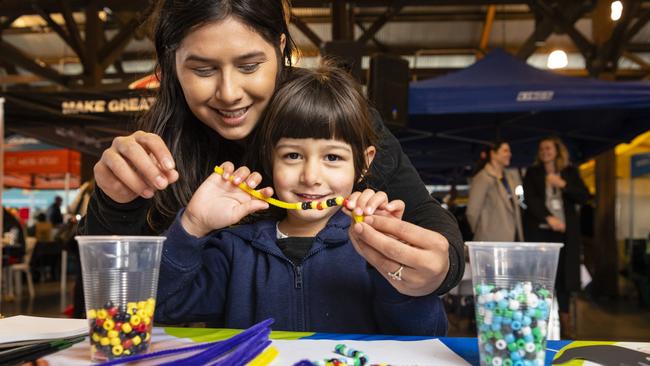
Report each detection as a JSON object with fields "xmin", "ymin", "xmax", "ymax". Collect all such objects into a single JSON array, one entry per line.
[{"xmin": 214, "ymin": 165, "xmax": 364, "ymax": 223}]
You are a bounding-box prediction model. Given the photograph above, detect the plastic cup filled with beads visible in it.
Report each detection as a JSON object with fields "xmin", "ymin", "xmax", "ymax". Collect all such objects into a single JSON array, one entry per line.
[
  {"xmin": 465, "ymin": 241, "xmax": 563, "ymax": 366},
  {"xmin": 75, "ymin": 235, "xmax": 165, "ymax": 362}
]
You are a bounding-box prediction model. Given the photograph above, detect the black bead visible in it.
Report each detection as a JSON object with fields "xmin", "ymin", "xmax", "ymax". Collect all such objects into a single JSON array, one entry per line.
[
  {"xmin": 326, "ymin": 198, "xmax": 337, "ymax": 207},
  {"xmin": 302, "ymin": 202, "xmax": 311, "ymax": 210},
  {"xmin": 104, "ymin": 300, "xmax": 114, "ymax": 309}
]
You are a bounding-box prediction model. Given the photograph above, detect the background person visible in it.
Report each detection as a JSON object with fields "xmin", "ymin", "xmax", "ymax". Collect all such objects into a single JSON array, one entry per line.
[
  {"xmin": 523, "ymin": 136, "xmax": 590, "ymax": 337},
  {"xmin": 466, "ymin": 141, "xmax": 523, "ymax": 242},
  {"xmin": 80, "ymin": 0, "xmax": 463, "ymax": 307}
]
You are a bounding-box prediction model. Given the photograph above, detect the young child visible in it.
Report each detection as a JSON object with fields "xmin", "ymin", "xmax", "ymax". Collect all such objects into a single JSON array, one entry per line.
[{"xmin": 155, "ymin": 64, "xmax": 448, "ymax": 336}]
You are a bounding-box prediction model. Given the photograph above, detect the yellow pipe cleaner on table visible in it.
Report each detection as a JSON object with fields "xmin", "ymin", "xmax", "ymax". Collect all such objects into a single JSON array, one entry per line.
[{"xmin": 213, "ymin": 165, "xmax": 364, "ymax": 223}]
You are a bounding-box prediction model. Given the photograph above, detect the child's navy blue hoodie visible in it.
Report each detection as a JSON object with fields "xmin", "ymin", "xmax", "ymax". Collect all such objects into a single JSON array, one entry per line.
[{"xmin": 155, "ymin": 210, "xmax": 448, "ymax": 336}]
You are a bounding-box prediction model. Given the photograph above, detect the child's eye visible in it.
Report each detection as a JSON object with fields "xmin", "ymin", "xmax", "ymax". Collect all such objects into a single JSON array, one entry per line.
[
  {"xmin": 285, "ymin": 152, "xmax": 301, "ymax": 160},
  {"xmin": 239, "ymin": 63, "xmax": 261, "ymax": 73},
  {"xmin": 325, "ymin": 154, "xmax": 341, "ymax": 162}
]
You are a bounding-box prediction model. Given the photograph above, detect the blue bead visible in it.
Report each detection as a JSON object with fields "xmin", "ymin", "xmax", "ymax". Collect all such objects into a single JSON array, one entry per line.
[
  {"xmin": 511, "ymin": 351, "xmax": 521, "ymax": 361},
  {"xmin": 514, "ymin": 362, "xmax": 524, "ymax": 366},
  {"xmin": 524, "ymin": 334, "xmax": 533, "ymax": 343},
  {"xmin": 485, "ymin": 343, "xmax": 494, "ymax": 353},
  {"xmin": 538, "ymin": 301, "xmax": 547, "ymax": 311},
  {"xmin": 504, "ymin": 334, "xmax": 515, "ymax": 343},
  {"xmin": 486, "ymin": 302, "xmax": 496, "ymax": 310},
  {"xmin": 491, "ymin": 323, "xmax": 501, "ymax": 331},
  {"xmin": 498, "ymin": 300, "xmax": 509, "ymax": 309},
  {"xmin": 522, "ymin": 316, "xmax": 532, "ymax": 326},
  {"xmin": 526, "ymin": 309, "xmax": 536, "ymax": 317},
  {"xmin": 503, "ymin": 317, "xmax": 512, "ymax": 325},
  {"xmin": 494, "ymin": 316, "xmax": 503, "ymax": 324},
  {"xmin": 479, "ymin": 324, "xmax": 489, "ymax": 332},
  {"xmin": 511, "ymin": 321, "xmax": 522, "ymax": 330},
  {"xmin": 513, "ymin": 312, "xmax": 523, "ymax": 321}
]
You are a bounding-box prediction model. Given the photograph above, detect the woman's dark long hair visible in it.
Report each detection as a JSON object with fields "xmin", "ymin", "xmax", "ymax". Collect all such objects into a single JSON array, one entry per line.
[
  {"xmin": 472, "ymin": 139, "xmax": 509, "ymax": 177},
  {"xmin": 138, "ymin": 0, "xmax": 297, "ymax": 232}
]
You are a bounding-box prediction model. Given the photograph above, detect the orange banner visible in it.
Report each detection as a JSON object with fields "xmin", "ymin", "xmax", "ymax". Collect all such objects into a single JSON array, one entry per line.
[{"xmin": 4, "ymin": 149, "xmax": 80, "ymax": 175}]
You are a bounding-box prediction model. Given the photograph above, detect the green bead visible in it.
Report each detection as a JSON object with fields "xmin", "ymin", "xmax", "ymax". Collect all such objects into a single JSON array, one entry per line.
[
  {"xmin": 532, "ymin": 327, "xmax": 541, "ymax": 336},
  {"xmin": 535, "ymin": 309, "xmax": 542, "ymax": 319},
  {"xmin": 517, "ymin": 294, "xmax": 527, "ymax": 302},
  {"xmin": 480, "ymin": 334, "xmax": 488, "ymax": 342},
  {"xmin": 486, "ymin": 331, "xmax": 494, "ymax": 339},
  {"xmin": 535, "ymin": 344, "xmax": 543, "ymax": 352},
  {"xmin": 485, "ymin": 355, "xmax": 492, "ymax": 364},
  {"xmin": 517, "ymin": 339, "xmax": 526, "ymax": 349},
  {"xmin": 504, "ymin": 360, "xmax": 513, "ymax": 366},
  {"xmin": 507, "ymin": 342, "xmax": 518, "ymax": 352},
  {"xmin": 504, "ymin": 310, "xmax": 513, "ymax": 318},
  {"xmin": 495, "ymin": 308, "xmax": 503, "ymax": 316},
  {"xmin": 494, "ymin": 331, "xmax": 503, "ymax": 340}
]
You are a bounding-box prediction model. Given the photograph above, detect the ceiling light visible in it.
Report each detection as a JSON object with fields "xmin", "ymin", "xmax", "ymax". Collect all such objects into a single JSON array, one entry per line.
[
  {"xmin": 547, "ymin": 50, "xmax": 568, "ymax": 69},
  {"xmin": 611, "ymin": 1, "xmax": 623, "ymax": 21}
]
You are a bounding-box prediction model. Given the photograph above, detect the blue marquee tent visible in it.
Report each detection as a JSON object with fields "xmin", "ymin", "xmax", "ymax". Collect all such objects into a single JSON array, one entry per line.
[{"xmin": 401, "ymin": 49, "xmax": 650, "ymax": 184}]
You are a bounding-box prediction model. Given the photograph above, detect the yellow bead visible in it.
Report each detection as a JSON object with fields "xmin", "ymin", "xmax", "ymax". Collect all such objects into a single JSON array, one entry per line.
[
  {"xmin": 121, "ymin": 323, "xmax": 132, "ymax": 333},
  {"xmin": 145, "ymin": 332, "xmax": 151, "ymax": 342},
  {"xmin": 102, "ymin": 319, "xmax": 115, "ymax": 331},
  {"xmin": 132, "ymin": 335, "xmax": 142, "ymax": 346},
  {"xmin": 87, "ymin": 309, "xmax": 97, "ymax": 319},
  {"xmin": 92, "ymin": 333, "xmax": 100, "ymax": 342},
  {"xmin": 147, "ymin": 298, "xmax": 156, "ymax": 306},
  {"xmin": 145, "ymin": 305, "xmax": 155, "ymax": 317},
  {"xmin": 97, "ymin": 309, "xmax": 107, "ymax": 320},
  {"xmin": 108, "ymin": 330, "xmax": 119, "ymax": 339},
  {"xmin": 308, "ymin": 201, "xmax": 316, "ymax": 209},
  {"xmin": 137, "ymin": 301, "xmax": 146, "ymax": 309},
  {"xmin": 110, "ymin": 337, "xmax": 121, "ymax": 346},
  {"xmin": 335, "ymin": 196, "xmax": 344, "ymax": 205},
  {"xmin": 136, "ymin": 309, "xmax": 146, "ymax": 319},
  {"xmin": 112, "ymin": 344, "xmax": 124, "ymax": 356},
  {"xmin": 100, "ymin": 337, "xmax": 110, "ymax": 346},
  {"xmin": 124, "ymin": 349, "xmax": 131, "ymax": 356},
  {"xmin": 130, "ymin": 315, "xmax": 141, "ymax": 326}
]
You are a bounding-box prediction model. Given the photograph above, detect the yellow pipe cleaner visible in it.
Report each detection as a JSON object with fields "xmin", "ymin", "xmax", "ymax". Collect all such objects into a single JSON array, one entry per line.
[{"xmin": 213, "ymin": 165, "xmax": 363, "ymax": 223}]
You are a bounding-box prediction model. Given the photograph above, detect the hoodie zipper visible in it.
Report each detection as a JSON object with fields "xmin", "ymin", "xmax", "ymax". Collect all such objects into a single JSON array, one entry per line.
[{"xmin": 294, "ymin": 265, "xmax": 303, "ymax": 289}]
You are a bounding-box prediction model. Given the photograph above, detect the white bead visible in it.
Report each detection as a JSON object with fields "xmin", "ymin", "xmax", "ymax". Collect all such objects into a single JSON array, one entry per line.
[
  {"xmin": 509, "ymin": 300, "xmax": 520, "ymax": 310},
  {"xmin": 525, "ymin": 342, "xmax": 536, "ymax": 353},
  {"xmin": 522, "ymin": 326, "xmax": 532, "ymax": 335},
  {"xmin": 523, "ymin": 282, "xmax": 533, "ymax": 293},
  {"xmin": 494, "ymin": 291, "xmax": 503, "ymax": 302},
  {"xmin": 495, "ymin": 340, "xmax": 507, "ymax": 350},
  {"xmin": 537, "ymin": 320, "xmax": 547, "ymax": 329},
  {"xmin": 491, "ymin": 356, "xmax": 503, "ymax": 366},
  {"xmin": 478, "ymin": 307, "xmax": 485, "ymax": 316},
  {"xmin": 527, "ymin": 294, "xmax": 539, "ymax": 308}
]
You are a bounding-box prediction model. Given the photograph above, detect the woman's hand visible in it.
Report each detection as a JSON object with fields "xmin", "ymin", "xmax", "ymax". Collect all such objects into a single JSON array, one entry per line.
[
  {"xmin": 546, "ymin": 215, "xmax": 566, "ymax": 233},
  {"xmin": 94, "ymin": 131, "xmax": 179, "ymax": 203},
  {"xmin": 348, "ymin": 215, "xmax": 450, "ymax": 297},
  {"xmin": 344, "ymin": 189, "xmax": 405, "ymax": 220},
  {"xmin": 181, "ymin": 162, "xmax": 274, "ymax": 237},
  {"xmin": 546, "ymin": 173, "xmax": 567, "ymax": 189}
]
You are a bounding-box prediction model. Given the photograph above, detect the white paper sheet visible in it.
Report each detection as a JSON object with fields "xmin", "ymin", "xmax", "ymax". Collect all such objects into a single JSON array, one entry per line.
[
  {"xmin": 271, "ymin": 339, "xmax": 470, "ymax": 366},
  {"xmin": 0, "ymin": 316, "xmax": 87, "ymax": 346}
]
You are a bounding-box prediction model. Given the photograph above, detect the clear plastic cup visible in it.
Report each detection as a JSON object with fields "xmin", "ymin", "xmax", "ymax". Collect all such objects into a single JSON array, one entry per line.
[
  {"xmin": 75, "ymin": 235, "xmax": 165, "ymax": 362},
  {"xmin": 465, "ymin": 241, "xmax": 563, "ymax": 366}
]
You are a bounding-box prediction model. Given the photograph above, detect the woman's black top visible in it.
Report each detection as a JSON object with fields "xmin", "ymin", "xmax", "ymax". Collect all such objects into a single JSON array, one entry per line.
[{"xmin": 80, "ymin": 109, "xmax": 464, "ymax": 295}]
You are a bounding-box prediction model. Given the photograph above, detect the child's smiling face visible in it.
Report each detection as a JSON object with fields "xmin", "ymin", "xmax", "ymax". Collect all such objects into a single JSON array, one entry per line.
[{"xmin": 273, "ymin": 137, "xmax": 373, "ymax": 236}]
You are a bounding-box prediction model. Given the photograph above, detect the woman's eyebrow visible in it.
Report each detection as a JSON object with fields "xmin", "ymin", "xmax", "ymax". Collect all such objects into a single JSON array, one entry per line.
[{"xmin": 235, "ymin": 51, "xmax": 267, "ymax": 62}]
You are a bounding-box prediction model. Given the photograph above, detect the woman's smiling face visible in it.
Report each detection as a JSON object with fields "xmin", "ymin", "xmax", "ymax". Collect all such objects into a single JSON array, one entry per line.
[{"xmin": 175, "ymin": 17, "xmax": 284, "ymax": 141}]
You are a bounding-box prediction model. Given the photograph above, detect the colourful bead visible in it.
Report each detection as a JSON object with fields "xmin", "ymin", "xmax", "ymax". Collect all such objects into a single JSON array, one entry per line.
[
  {"xmin": 87, "ymin": 309, "xmax": 97, "ymax": 319},
  {"xmin": 132, "ymin": 335, "xmax": 142, "ymax": 346},
  {"xmin": 112, "ymin": 344, "xmax": 124, "ymax": 356},
  {"xmin": 97, "ymin": 309, "xmax": 108, "ymax": 320},
  {"xmin": 100, "ymin": 337, "xmax": 110, "ymax": 346},
  {"xmin": 103, "ymin": 319, "xmax": 115, "ymax": 331},
  {"xmin": 108, "ymin": 330, "xmax": 119, "ymax": 339},
  {"xmin": 122, "ymin": 323, "xmax": 132, "ymax": 333},
  {"xmin": 130, "ymin": 315, "xmax": 141, "ymax": 326},
  {"xmin": 110, "ymin": 337, "xmax": 121, "ymax": 347}
]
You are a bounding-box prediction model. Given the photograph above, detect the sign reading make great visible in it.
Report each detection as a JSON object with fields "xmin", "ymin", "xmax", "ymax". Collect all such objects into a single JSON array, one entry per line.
[{"xmin": 61, "ymin": 96, "xmax": 156, "ymax": 114}]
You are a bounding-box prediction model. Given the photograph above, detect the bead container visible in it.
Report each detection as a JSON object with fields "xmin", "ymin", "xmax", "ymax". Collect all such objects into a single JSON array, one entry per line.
[
  {"xmin": 76, "ymin": 236, "xmax": 165, "ymax": 362},
  {"xmin": 465, "ymin": 242, "xmax": 563, "ymax": 366}
]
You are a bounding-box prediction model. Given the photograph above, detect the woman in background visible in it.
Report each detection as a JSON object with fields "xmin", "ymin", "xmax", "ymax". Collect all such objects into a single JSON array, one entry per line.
[
  {"xmin": 523, "ymin": 136, "xmax": 589, "ymax": 338},
  {"xmin": 466, "ymin": 141, "xmax": 523, "ymax": 242}
]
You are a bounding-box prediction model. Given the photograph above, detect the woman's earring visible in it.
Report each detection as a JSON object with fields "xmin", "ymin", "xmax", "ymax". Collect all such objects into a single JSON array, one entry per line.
[{"xmin": 358, "ymin": 169, "xmax": 368, "ymax": 183}]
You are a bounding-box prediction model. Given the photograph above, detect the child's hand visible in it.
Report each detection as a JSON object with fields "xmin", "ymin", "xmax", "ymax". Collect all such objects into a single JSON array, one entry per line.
[
  {"xmin": 344, "ymin": 189, "xmax": 405, "ymax": 220},
  {"xmin": 181, "ymin": 162, "xmax": 273, "ymax": 237}
]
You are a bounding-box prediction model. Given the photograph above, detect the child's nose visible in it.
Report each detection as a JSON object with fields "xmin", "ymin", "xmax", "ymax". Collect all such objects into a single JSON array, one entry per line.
[{"xmin": 300, "ymin": 160, "xmax": 321, "ymax": 185}]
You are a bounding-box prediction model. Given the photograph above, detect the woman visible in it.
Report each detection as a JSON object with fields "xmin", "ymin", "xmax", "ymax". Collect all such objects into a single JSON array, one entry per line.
[
  {"xmin": 466, "ymin": 141, "xmax": 524, "ymax": 242},
  {"xmin": 80, "ymin": 0, "xmax": 463, "ymax": 303},
  {"xmin": 523, "ymin": 136, "xmax": 589, "ymax": 337}
]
